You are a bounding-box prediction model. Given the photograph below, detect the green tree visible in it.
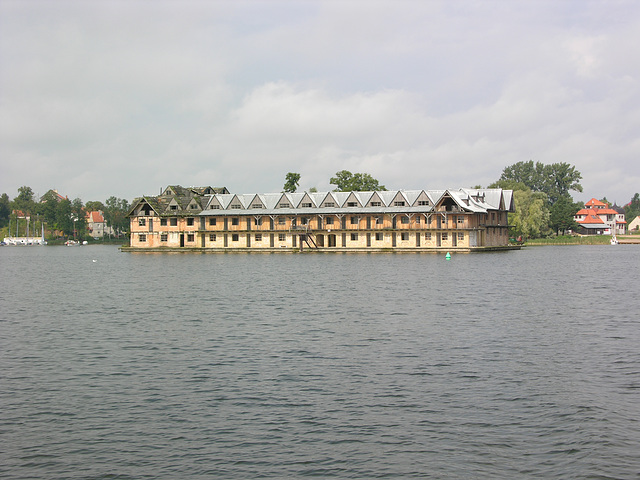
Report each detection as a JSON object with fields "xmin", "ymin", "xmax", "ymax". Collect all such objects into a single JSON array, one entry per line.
[
  {"xmin": 508, "ymin": 188, "xmax": 550, "ymax": 239},
  {"xmin": 330, "ymin": 170, "xmax": 386, "ymax": 191},
  {"xmin": 56, "ymin": 198, "xmax": 74, "ymax": 237},
  {"xmin": 85, "ymin": 201, "xmax": 105, "ymax": 212},
  {"xmin": 0, "ymin": 193, "xmax": 10, "ymax": 227},
  {"xmin": 12, "ymin": 185, "xmax": 36, "ymax": 215},
  {"xmin": 38, "ymin": 190, "xmax": 60, "ymax": 226},
  {"xmin": 71, "ymin": 198, "xmax": 86, "ymax": 239},
  {"xmin": 549, "ymin": 194, "xmax": 579, "ymax": 235},
  {"xmin": 104, "ymin": 196, "xmax": 130, "ymax": 236},
  {"xmin": 283, "ymin": 172, "xmax": 301, "ymax": 193},
  {"xmin": 624, "ymin": 193, "xmax": 640, "ymax": 226},
  {"xmin": 499, "ymin": 161, "xmax": 582, "ymax": 205}
]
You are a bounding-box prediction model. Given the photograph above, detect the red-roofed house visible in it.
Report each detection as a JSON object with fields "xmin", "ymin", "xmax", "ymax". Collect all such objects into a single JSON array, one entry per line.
[
  {"xmin": 574, "ymin": 198, "xmax": 626, "ymax": 235},
  {"xmin": 86, "ymin": 210, "xmax": 111, "ymax": 238}
]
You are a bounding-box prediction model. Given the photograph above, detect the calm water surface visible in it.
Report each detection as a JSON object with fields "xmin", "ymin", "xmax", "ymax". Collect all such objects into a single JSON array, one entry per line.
[{"xmin": 1, "ymin": 245, "xmax": 639, "ymax": 479}]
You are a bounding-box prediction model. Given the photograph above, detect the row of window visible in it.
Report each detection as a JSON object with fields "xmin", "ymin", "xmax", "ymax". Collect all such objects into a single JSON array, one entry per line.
[
  {"xmin": 139, "ymin": 215, "xmax": 471, "ymax": 228},
  {"xmin": 139, "ymin": 232, "xmax": 466, "ymax": 243}
]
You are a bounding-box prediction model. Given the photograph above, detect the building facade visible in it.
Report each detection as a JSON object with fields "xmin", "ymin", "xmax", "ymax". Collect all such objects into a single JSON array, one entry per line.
[
  {"xmin": 125, "ymin": 185, "xmax": 515, "ymax": 252},
  {"xmin": 574, "ymin": 198, "xmax": 627, "ymax": 235}
]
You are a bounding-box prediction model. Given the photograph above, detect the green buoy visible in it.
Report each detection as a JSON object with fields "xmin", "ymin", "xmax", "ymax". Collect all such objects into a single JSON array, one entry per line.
[{"xmin": 445, "ymin": 252, "xmax": 451, "ymax": 260}]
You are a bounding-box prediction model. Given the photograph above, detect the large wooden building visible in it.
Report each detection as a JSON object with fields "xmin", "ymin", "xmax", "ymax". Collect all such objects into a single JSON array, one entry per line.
[{"xmin": 124, "ymin": 185, "xmax": 515, "ymax": 252}]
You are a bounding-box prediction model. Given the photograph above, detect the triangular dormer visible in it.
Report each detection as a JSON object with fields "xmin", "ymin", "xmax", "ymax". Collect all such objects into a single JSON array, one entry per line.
[
  {"xmin": 343, "ymin": 192, "xmax": 363, "ymax": 208},
  {"xmin": 389, "ymin": 191, "xmax": 409, "ymax": 207},
  {"xmin": 206, "ymin": 195, "xmax": 223, "ymax": 210},
  {"xmin": 411, "ymin": 190, "xmax": 432, "ymax": 207},
  {"xmin": 318, "ymin": 192, "xmax": 338, "ymax": 208},
  {"xmin": 186, "ymin": 197, "xmax": 202, "ymax": 213},
  {"xmin": 247, "ymin": 194, "xmax": 266, "ymax": 210},
  {"xmin": 434, "ymin": 190, "xmax": 467, "ymax": 212},
  {"xmin": 226, "ymin": 194, "xmax": 245, "ymax": 210},
  {"xmin": 296, "ymin": 192, "xmax": 316, "ymax": 208},
  {"xmin": 275, "ymin": 193, "xmax": 293, "ymax": 209},
  {"xmin": 365, "ymin": 192, "xmax": 385, "ymax": 207},
  {"xmin": 166, "ymin": 197, "xmax": 182, "ymax": 213}
]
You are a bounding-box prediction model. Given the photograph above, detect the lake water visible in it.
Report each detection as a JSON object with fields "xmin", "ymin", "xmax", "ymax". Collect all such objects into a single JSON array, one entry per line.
[{"xmin": 1, "ymin": 245, "xmax": 639, "ymax": 479}]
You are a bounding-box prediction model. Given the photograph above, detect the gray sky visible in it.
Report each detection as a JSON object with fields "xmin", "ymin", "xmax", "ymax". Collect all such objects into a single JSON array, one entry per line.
[{"xmin": 1, "ymin": 0, "xmax": 639, "ymax": 205}]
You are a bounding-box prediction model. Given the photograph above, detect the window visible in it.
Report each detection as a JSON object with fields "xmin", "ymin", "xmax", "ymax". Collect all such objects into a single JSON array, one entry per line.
[
  {"xmin": 170, "ymin": 205, "xmax": 178, "ymax": 211},
  {"xmin": 138, "ymin": 218, "xmax": 146, "ymax": 226},
  {"xmin": 209, "ymin": 234, "xmax": 216, "ymax": 241},
  {"xmin": 170, "ymin": 218, "xmax": 178, "ymax": 226},
  {"xmin": 189, "ymin": 204, "xmax": 198, "ymax": 210},
  {"xmin": 350, "ymin": 233, "xmax": 358, "ymax": 241},
  {"xmin": 458, "ymin": 232, "xmax": 464, "ymax": 240},
  {"xmin": 491, "ymin": 212, "xmax": 496, "ymax": 222},
  {"xmin": 416, "ymin": 216, "xmax": 421, "ymax": 224},
  {"xmin": 186, "ymin": 218, "xmax": 194, "ymax": 226},
  {"xmin": 376, "ymin": 216, "xmax": 383, "ymax": 225},
  {"xmin": 324, "ymin": 202, "xmax": 335, "ymax": 207},
  {"xmin": 251, "ymin": 204, "xmax": 263, "ymax": 209},
  {"xmin": 255, "ymin": 234, "xmax": 262, "ymax": 241},
  {"xmin": 255, "ymin": 218, "xmax": 263, "ymax": 226},
  {"xmin": 210, "ymin": 205, "xmax": 220, "ymax": 209},
  {"xmin": 301, "ymin": 202, "xmax": 312, "ymax": 208},
  {"xmin": 231, "ymin": 204, "xmax": 241, "ymax": 209},
  {"xmin": 209, "ymin": 218, "xmax": 216, "ymax": 226},
  {"xmin": 370, "ymin": 201, "xmax": 381, "ymax": 207},
  {"xmin": 160, "ymin": 234, "xmax": 167, "ymax": 242},
  {"xmin": 139, "ymin": 234, "xmax": 146, "ymax": 242},
  {"xmin": 442, "ymin": 233, "xmax": 448, "ymax": 241},
  {"xmin": 160, "ymin": 218, "xmax": 167, "ymax": 226},
  {"xmin": 279, "ymin": 203, "xmax": 291, "ymax": 208},
  {"xmin": 278, "ymin": 217, "xmax": 286, "ymax": 225},
  {"xmin": 401, "ymin": 216, "xmax": 409, "ymax": 224},
  {"xmin": 425, "ymin": 232, "xmax": 431, "ymax": 240},
  {"xmin": 347, "ymin": 202, "xmax": 358, "ymax": 207},
  {"xmin": 232, "ymin": 234, "xmax": 239, "ymax": 242},
  {"xmin": 301, "ymin": 217, "xmax": 309, "ymax": 225},
  {"xmin": 418, "ymin": 200, "xmax": 429, "ymax": 206},
  {"xmin": 187, "ymin": 234, "xmax": 194, "ymax": 242},
  {"xmin": 231, "ymin": 218, "xmax": 239, "ymax": 226},
  {"xmin": 401, "ymin": 232, "xmax": 409, "ymax": 241},
  {"xmin": 375, "ymin": 232, "xmax": 383, "ymax": 241},
  {"xmin": 457, "ymin": 216, "xmax": 465, "ymax": 224},
  {"xmin": 394, "ymin": 201, "xmax": 405, "ymax": 206},
  {"xmin": 350, "ymin": 216, "xmax": 358, "ymax": 225},
  {"xmin": 326, "ymin": 217, "xmax": 334, "ymax": 225},
  {"xmin": 278, "ymin": 234, "xmax": 286, "ymax": 241}
]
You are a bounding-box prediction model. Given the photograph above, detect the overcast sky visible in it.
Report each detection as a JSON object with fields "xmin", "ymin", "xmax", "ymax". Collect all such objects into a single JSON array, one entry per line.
[{"xmin": 1, "ymin": 0, "xmax": 639, "ymax": 204}]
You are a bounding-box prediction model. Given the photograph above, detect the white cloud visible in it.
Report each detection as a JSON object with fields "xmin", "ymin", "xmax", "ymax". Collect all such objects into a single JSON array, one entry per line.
[{"xmin": 1, "ymin": 0, "xmax": 639, "ymax": 203}]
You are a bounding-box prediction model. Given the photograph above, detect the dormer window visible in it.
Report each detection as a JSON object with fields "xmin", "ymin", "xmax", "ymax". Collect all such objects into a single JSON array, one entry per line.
[
  {"xmin": 230, "ymin": 204, "xmax": 241, "ymax": 209},
  {"xmin": 324, "ymin": 202, "xmax": 335, "ymax": 207},
  {"xmin": 301, "ymin": 202, "xmax": 312, "ymax": 208},
  {"xmin": 394, "ymin": 201, "xmax": 405, "ymax": 206},
  {"xmin": 370, "ymin": 201, "xmax": 381, "ymax": 207},
  {"xmin": 280, "ymin": 203, "xmax": 291, "ymax": 208},
  {"xmin": 170, "ymin": 205, "xmax": 178, "ymax": 211},
  {"xmin": 347, "ymin": 202, "xmax": 358, "ymax": 207}
]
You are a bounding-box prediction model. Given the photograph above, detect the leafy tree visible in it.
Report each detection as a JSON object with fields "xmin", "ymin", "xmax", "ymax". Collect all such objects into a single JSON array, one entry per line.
[
  {"xmin": 283, "ymin": 172, "xmax": 301, "ymax": 193},
  {"xmin": 0, "ymin": 193, "xmax": 10, "ymax": 227},
  {"xmin": 330, "ymin": 170, "xmax": 386, "ymax": 192},
  {"xmin": 508, "ymin": 188, "xmax": 550, "ymax": 239},
  {"xmin": 12, "ymin": 185, "xmax": 36, "ymax": 215},
  {"xmin": 56, "ymin": 198, "xmax": 73, "ymax": 237},
  {"xmin": 104, "ymin": 196, "xmax": 130, "ymax": 236},
  {"xmin": 549, "ymin": 194, "xmax": 579, "ymax": 235},
  {"xmin": 499, "ymin": 160, "xmax": 582, "ymax": 205},
  {"xmin": 71, "ymin": 198, "xmax": 87, "ymax": 239},
  {"xmin": 38, "ymin": 190, "xmax": 60, "ymax": 226},
  {"xmin": 624, "ymin": 193, "xmax": 640, "ymax": 227},
  {"xmin": 85, "ymin": 201, "xmax": 105, "ymax": 212}
]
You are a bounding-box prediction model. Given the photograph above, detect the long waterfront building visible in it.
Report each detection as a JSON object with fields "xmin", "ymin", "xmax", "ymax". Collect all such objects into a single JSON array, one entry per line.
[{"xmin": 125, "ymin": 185, "xmax": 515, "ymax": 252}]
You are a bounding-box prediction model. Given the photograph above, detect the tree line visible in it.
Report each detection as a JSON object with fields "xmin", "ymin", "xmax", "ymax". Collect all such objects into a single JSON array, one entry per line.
[
  {"xmin": 284, "ymin": 164, "xmax": 639, "ymax": 239},
  {"xmin": 0, "ymin": 186, "xmax": 130, "ymax": 241}
]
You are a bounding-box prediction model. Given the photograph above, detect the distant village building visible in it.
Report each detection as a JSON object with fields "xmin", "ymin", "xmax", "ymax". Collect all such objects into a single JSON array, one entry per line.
[
  {"xmin": 86, "ymin": 210, "xmax": 113, "ymax": 238},
  {"xmin": 574, "ymin": 198, "xmax": 627, "ymax": 235},
  {"xmin": 125, "ymin": 185, "xmax": 516, "ymax": 252},
  {"xmin": 628, "ymin": 216, "xmax": 640, "ymax": 232}
]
